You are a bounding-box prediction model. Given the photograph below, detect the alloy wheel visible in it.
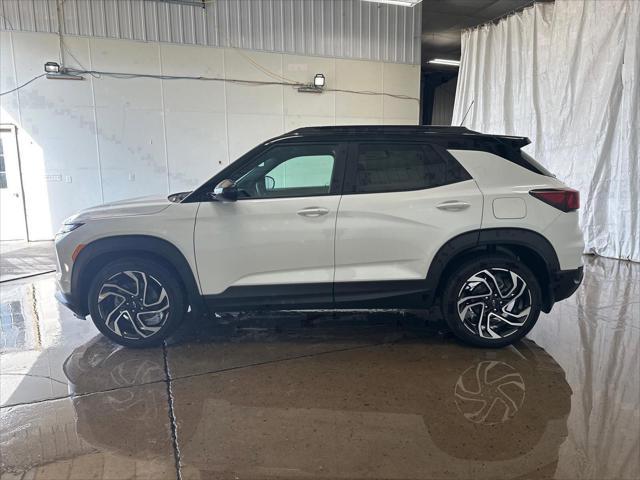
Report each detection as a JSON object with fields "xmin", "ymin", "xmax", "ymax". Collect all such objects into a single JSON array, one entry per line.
[
  {"xmin": 456, "ymin": 268, "xmax": 532, "ymax": 340},
  {"xmin": 97, "ymin": 270, "xmax": 170, "ymax": 340}
]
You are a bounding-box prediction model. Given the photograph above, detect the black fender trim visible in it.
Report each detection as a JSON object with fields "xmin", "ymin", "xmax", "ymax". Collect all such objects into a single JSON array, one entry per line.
[
  {"xmin": 424, "ymin": 230, "xmax": 480, "ymax": 295},
  {"xmin": 476, "ymin": 228, "xmax": 560, "ymax": 271},
  {"xmin": 71, "ymin": 235, "xmax": 203, "ymax": 316},
  {"xmin": 424, "ymin": 228, "xmax": 561, "ymax": 309}
]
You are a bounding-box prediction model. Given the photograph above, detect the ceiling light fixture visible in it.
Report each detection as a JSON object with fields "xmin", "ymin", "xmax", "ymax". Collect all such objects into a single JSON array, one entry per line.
[
  {"xmin": 313, "ymin": 74, "xmax": 325, "ymax": 88},
  {"xmin": 428, "ymin": 58, "xmax": 461, "ymax": 67},
  {"xmin": 362, "ymin": 0, "xmax": 422, "ymax": 7}
]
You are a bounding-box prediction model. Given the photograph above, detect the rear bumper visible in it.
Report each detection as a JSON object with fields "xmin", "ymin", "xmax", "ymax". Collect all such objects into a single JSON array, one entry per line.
[
  {"xmin": 55, "ymin": 288, "xmax": 87, "ymax": 319},
  {"xmin": 551, "ymin": 266, "xmax": 584, "ymax": 303}
]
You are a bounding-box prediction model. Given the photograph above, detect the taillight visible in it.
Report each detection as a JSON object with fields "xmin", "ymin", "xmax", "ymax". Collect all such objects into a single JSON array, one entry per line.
[{"xmin": 529, "ymin": 188, "xmax": 579, "ymax": 212}]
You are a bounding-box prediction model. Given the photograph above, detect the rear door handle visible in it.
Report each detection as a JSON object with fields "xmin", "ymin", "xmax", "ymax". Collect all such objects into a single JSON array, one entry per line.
[
  {"xmin": 297, "ymin": 207, "xmax": 329, "ymax": 217},
  {"xmin": 436, "ymin": 200, "xmax": 471, "ymax": 211}
]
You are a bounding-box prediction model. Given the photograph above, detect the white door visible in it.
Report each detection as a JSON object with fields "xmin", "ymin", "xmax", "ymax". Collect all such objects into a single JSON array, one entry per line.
[
  {"xmin": 194, "ymin": 143, "xmax": 346, "ymax": 307},
  {"xmin": 334, "ymin": 142, "xmax": 483, "ymax": 292},
  {"xmin": 0, "ymin": 127, "xmax": 27, "ymax": 241}
]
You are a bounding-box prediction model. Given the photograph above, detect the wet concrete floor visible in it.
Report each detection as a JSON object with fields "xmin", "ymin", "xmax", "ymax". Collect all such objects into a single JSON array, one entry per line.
[{"xmin": 0, "ymin": 255, "xmax": 638, "ymax": 479}]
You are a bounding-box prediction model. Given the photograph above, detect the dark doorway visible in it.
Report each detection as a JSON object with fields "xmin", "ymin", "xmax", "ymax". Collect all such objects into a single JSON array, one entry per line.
[{"xmin": 421, "ymin": 71, "xmax": 458, "ymax": 125}]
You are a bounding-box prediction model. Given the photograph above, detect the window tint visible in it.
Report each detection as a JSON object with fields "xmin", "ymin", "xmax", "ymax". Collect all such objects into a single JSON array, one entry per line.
[
  {"xmin": 521, "ymin": 150, "xmax": 555, "ymax": 177},
  {"xmin": 234, "ymin": 145, "xmax": 336, "ymax": 199},
  {"xmin": 355, "ymin": 143, "xmax": 468, "ymax": 193},
  {"xmin": 268, "ymin": 155, "xmax": 334, "ymax": 190}
]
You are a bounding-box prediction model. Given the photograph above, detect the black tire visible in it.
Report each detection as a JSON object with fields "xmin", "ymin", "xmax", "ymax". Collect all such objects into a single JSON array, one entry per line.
[
  {"xmin": 88, "ymin": 258, "xmax": 186, "ymax": 348},
  {"xmin": 440, "ymin": 254, "xmax": 542, "ymax": 348}
]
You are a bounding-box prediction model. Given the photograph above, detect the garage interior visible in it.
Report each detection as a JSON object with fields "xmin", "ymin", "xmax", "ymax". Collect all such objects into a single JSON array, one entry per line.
[{"xmin": 0, "ymin": 0, "xmax": 638, "ymax": 479}]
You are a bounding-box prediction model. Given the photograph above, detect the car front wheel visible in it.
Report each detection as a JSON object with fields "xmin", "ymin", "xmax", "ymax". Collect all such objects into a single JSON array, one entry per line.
[
  {"xmin": 441, "ymin": 255, "xmax": 542, "ymax": 348},
  {"xmin": 88, "ymin": 258, "xmax": 185, "ymax": 348}
]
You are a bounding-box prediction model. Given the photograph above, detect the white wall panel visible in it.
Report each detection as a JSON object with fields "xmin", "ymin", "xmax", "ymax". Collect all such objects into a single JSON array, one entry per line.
[
  {"xmin": 0, "ymin": 31, "xmax": 420, "ymax": 239},
  {"xmin": 284, "ymin": 114, "xmax": 335, "ymax": 132},
  {"xmin": 159, "ymin": 43, "xmax": 226, "ymax": 112},
  {"xmin": 164, "ymin": 110, "xmax": 228, "ymax": 192},
  {"xmin": 90, "ymin": 37, "xmax": 163, "ymax": 109},
  {"xmin": 224, "ymin": 49, "xmax": 284, "ymax": 115},
  {"xmin": 382, "ymin": 62, "xmax": 420, "ymax": 121},
  {"xmin": 0, "ymin": 0, "xmax": 421, "ymax": 65},
  {"xmin": 95, "ymin": 107, "xmax": 168, "ymax": 202},
  {"xmin": 335, "ymin": 59, "xmax": 383, "ymax": 119},
  {"xmin": 226, "ymin": 112, "xmax": 284, "ymax": 160}
]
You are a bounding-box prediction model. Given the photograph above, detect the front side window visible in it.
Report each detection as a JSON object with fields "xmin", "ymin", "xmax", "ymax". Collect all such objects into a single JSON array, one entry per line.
[
  {"xmin": 233, "ymin": 145, "xmax": 337, "ymax": 199},
  {"xmin": 354, "ymin": 143, "xmax": 469, "ymax": 194}
]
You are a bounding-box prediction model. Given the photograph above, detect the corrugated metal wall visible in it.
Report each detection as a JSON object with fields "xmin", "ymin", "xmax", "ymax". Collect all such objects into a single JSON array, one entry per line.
[{"xmin": 0, "ymin": 0, "xmax": 421, "ymax": 64}]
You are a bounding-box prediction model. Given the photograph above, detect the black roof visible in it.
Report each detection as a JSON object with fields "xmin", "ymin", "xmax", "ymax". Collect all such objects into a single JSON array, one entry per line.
[
  {"xmin": 271, "ymin": 125, "xmax": 530, "ymax": 149},
  {"xmin": 289, "ymin": 125, "xmax": 474, "ymax": 135}
]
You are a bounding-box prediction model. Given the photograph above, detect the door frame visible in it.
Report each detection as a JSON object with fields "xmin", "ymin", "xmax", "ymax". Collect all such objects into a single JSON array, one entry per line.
[{"xmin": 0, "ymin": 124, "xmax": 29, "ymax": 242}]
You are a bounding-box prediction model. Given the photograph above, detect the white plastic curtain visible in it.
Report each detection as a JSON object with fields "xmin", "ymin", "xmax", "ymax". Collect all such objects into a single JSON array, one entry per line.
[{"xmin": 452, "ymin": 0, "xmax": 639, "ymax": 262}]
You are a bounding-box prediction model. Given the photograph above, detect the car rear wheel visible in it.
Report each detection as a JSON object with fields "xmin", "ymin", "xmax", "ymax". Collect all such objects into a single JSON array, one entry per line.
[
  {"xmin": 441, "ymin": 255, "xmax": 542, "ymax": 348},
  {"xmin": 88, "ymin": 258, "xmax": 185, "ymax": 348}
]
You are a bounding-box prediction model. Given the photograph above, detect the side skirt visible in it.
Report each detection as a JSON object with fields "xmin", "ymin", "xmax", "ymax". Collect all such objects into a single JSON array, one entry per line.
[
  {"xmin": 203, "ymin": 281, "xmax": 434, "ymax": 312},
  {"xmin": 333, "ymin": 280, "xmax": 433, "ymax": 309},
  {"xmin": 204, "ymin": 283, "xmax": 333, "ymax": 312}
]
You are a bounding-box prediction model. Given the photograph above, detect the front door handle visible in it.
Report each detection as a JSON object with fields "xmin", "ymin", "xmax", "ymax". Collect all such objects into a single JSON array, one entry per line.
[
  {"xmin": 297, "ymin": 207, "xmax": 329, "ymax": 217},
  {"xmin": 436, "ymin": 200, "xmax": 471, "ymax": 211}
]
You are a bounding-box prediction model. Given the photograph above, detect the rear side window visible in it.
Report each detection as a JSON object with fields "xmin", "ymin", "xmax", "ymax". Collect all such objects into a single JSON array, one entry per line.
[
  {"xmin": 521, "ymin": 151, "xmax": 555, "ymax": 177},
  {"xmin": 353, "ymin": 143, "xmax": 470, "ymax": 194}
]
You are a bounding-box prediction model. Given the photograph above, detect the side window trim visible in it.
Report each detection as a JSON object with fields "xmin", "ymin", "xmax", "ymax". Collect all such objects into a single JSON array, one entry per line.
[{"xmin": 343, "ymin": 141, "xmax": 472, "ymax": 195}]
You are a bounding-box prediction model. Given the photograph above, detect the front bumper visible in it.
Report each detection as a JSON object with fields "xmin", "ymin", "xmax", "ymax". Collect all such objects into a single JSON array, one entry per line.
[
  {"xmin": 55, "ymin": 288, "xmax": 87, "ymax": 319},
  {"xmin": 551, "ymin": 266, "xmax": 584, "ymax": 303}
]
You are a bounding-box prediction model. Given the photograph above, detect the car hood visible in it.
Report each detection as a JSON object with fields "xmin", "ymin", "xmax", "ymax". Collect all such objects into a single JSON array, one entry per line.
[{"xmin": 67, "ymin": 195, "xmax": 172, "ymax": 222}]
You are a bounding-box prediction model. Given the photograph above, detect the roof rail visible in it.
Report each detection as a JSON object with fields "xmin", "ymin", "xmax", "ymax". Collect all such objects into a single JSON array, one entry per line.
[{"xmin": 287, "ymin": 125, "xmax": 479, "ymax": 135}]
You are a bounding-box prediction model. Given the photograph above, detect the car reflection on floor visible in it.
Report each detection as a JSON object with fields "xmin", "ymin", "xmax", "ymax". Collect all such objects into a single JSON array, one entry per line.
[{"xmin": 69, "ymin": 335, "xmax": 571, "ymax": 479}]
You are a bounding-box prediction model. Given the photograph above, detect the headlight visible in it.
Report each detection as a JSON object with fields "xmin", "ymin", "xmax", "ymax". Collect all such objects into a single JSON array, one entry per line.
[{"xmin": 57, "ymin": 222, "xmax": 84, "ymax": 236}]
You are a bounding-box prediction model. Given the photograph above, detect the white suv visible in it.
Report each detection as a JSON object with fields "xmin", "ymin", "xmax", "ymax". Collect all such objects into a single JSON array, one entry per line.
[{"xmin": 54, "ymin": 126, "xmax": 584, "ymax": 348}]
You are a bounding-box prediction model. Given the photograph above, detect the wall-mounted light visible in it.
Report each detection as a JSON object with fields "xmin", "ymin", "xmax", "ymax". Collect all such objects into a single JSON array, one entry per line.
[
  {"xmin": 428, "ymin": 58, "xmax": 461, "ymax": 67},
  {"xmin": 44, "ymin": 61, "xmax": 61, "ymax": 73},
  {"xmin": 44, "ymin": 61, "xmax": 84, "ymax": 80},
  {"xmin": 298, "ymin": 73, "xmax": 326, "ymax": 94}
]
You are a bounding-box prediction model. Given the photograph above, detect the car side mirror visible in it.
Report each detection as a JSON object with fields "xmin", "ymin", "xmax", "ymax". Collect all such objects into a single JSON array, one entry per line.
[{"xmin": 210, "ymin": 179, "xmax": 238, "ymax": 202}]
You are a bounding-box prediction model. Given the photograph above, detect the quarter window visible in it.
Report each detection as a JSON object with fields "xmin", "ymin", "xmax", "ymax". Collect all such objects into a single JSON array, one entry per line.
[{"xmin": 354, "ymin": 143, "xmax": 469, "ymax": 193}]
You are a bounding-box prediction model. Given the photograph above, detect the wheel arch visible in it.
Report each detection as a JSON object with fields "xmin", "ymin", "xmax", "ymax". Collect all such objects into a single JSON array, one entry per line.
[
  {"xmin": 71, "ymin": 235, "xmax": 203, "ymax": 317},
  {"xmin": 426, "ymin": 228, "xmax": 560, "ymax": 312}
]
